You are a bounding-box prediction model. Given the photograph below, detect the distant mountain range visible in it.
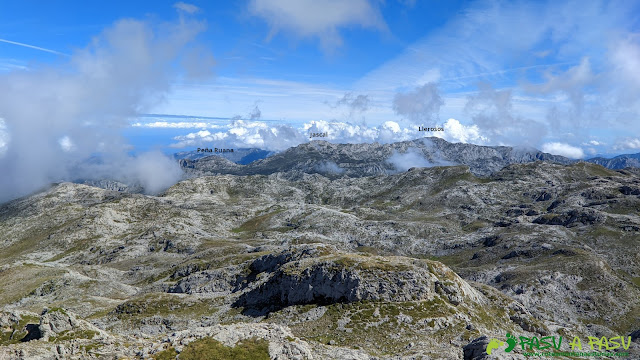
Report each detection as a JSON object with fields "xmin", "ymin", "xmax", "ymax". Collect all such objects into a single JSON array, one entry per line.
[
  {"xmin": 177, "ymin": 137, "xmax": 575, "ymax": 177},
  {"xmin": 173, "ymin": 148, "xmax": 274, "ymax": 165},
  {"xmin": 177, "ymin": 138, "xmax": 640, "ymax": 179},
  {"xmin": 67, "ymin": 138, "xmax": 639, "ymax": 194},
  {"xmin": 585, "ymin": 152, "xmax": 640, "ymax": 169}
]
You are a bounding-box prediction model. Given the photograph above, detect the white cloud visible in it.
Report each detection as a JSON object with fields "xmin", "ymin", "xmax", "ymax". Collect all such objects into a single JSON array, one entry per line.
[
  {"xmin": 582, "ymin": 140, "xmax": 603, "ymax": 146},
  {"xmin": 169, "ymin": 117, "xmax": 494, "ymax": 152},
  {"xmin": 132, "ymin": 152, "xmax": 183, "ymax": 194},
  {"xmin": 58, "ymin": 136, "xmax": 75, "ymax": 152},
  {"xmin": 437, "ymin": 118, "xmax": 487, "ymax": 144},
  {"xmin": 248, "ymin": 0, "xmax": 387, "ymax": 51},
  {"xmin": 0, "ymin": 118, "xmax": 8, "ymax": 158},
  {"xmin": 131, "ymin": 121, "xmax": 222, "ymax": 129},
  {"xmin": 608, "ymin": 36, "xmax": 640, "ymax": 111},
  {"xmin": 541, "ymin": 142, "xmax": 585, "ymax": 159},
  {"xmin": 0, "ymin": 12, "xmax": 210, "ymax": 202},
  {"xmin": 172, "ymin": 119, "xmax": 426, "ymax": 151},
  {"xmin": 174, "ymin": 2, "xmax": 200, "ymax": 14},
  {"xmin": 387, "ymin": 148, "xmax": 433, "ymax": 172},
  {"xmin": 382, "ymin": 121, "xmax": 401, "ymax": 133},
  {"xmin": 611, "ymin": 36, "xmax": 640, "ymax": 87},
  {"xmin": 614, "ymin": 138, "xmax": 640, "ymax": 151},
  {"xmin": 172, "ymin": 120, "xmax": 305, "ymax": 151}
]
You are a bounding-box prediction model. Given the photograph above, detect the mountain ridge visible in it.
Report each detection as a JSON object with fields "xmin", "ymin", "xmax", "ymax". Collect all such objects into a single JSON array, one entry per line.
[{"xmin": 178, "ymin": 137, "xmax": 576, "ymax": 178}]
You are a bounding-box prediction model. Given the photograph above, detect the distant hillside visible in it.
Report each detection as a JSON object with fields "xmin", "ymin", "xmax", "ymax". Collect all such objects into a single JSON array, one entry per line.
[
  {"xmin": 173, "ymin": 148, "xmax": 274, "ymax": 164},
  {"xmin": 586, "ymin": 152, "xmax": 640, "ymax": 169}
]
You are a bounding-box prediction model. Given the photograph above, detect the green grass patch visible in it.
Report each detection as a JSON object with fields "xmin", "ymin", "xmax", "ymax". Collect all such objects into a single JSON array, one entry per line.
[
  {"xmin": 177, "ymin": 337, "xmax": 269, "ymax": 360},
  {"xmin": 49, "ymin": 329, "xmax": 97, "ymax": 342},
  {"xmin": 0, "ymin": 313, "xmax": 39, "ymax": 345},
  {"xmin": 153, "ymin": 347, "xmax": 179, "ymax": 360},
  {"xmin": 0, "ymin": 265, "xmax": 65, "ymax": 306},
  {"xmin": 602, "ymin": 203, "xmax": 640, "ymax": 215},
  {"xmin": 0, "ymin": 217, "xmax": 83, "ymax": 264},
  {"xmin": 231, "ymin": 209, "xmax": 284, "ymax": 233},
  {"xmin": 356, "ymin": 246, "xmax": 381, "ymax": 256},
  {"xmin": 429, "ymin": 168, "xmax": 487, "ymax": 195},
  {"xmin": 586, "ymin": 226, "xmax": 621, "ymax": 239},
  {"xmin": 582, "ymin": 163, "xmax": 620, "ymax": 178},
  {"xmin": 462, "ymin": 220, "xmax": 487, "ymax": 233},
  {"xmin": 110, "ymin": 293, "xmax": 218, "ymax": 320},
  {"xmin": 289, "ymin": 299, "xmax": 464, "ymax": 356},
  {"xmin": 331, "ymin": 254, "xmax": 412, "ymax": 272}
]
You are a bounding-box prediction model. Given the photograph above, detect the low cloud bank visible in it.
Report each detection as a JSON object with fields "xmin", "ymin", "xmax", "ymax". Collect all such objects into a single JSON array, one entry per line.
[
  {"xmin": 0, "ymin": 9, "xmax": 212, "ymax": 202},
  {"xmin": 541, "ymin": 142, "xmax": 585, "ymax": 159},
  {"xmin": 169, "ymin": 118, "xmax": 489, "ymax": 152},
  {"xmin": 387, "ymin": 148, "xmax": 433, "ymax": 172}
]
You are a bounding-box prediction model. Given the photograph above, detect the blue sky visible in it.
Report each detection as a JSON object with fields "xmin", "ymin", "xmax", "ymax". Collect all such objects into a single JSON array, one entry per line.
[{"xmin": 1, "ymin": 0, "xmax": 640, "ymax": 168}]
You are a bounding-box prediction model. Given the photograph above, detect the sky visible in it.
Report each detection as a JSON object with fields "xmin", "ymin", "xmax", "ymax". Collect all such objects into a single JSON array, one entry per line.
[{"xmin": 1, "ymin": 0, "xmax": 640, "ymax": 200}]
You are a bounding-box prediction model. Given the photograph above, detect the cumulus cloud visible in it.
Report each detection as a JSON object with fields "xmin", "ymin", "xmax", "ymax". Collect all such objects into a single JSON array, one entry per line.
[
  {"xmin": 248, "ymin": 0, "xmax": 387, "ymax": 51},
  {"xmin": 169, "ymin": 117, "xmax": 492, "ymax": 152},
  {"xmin": 614, "ymin": 138, "xmax": 640, "ymax": 151},
  {"xmin": 435, "ymin": 118, "xmax": 487, "ymax": 144},
  {"xmin": 172, "ymin": 120, "xmax": 308, "ymax": 151},
  {"xmin": 171, "ymin": 119, "xmax": 425, "ymax": 151},
  {"xmin": 0, "ymin": 11, "xmax": 212, "ymax": 202},
  {"xmin": 393, "ymin": 83, "xmax": 443, "ymax": 123},
  {"xmin": 382, "ymin": 121, "xmax": 401, "ymax": 133},
  {"xmin": 303, "ymin": 120, "xmax": 418, "ymax": 144},
  {"xmin": 582, "ymin": 140, "xmax": 603, "ymax": 146},
  {"xmin": 541, "ymin": 142, "xmax": 585, "ymax": 159}
]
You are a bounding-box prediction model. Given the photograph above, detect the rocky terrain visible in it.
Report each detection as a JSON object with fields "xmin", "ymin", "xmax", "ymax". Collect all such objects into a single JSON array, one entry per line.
[{"xmin": 1, "ymin": 156, "xmax": 639, "ymax": 358}]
